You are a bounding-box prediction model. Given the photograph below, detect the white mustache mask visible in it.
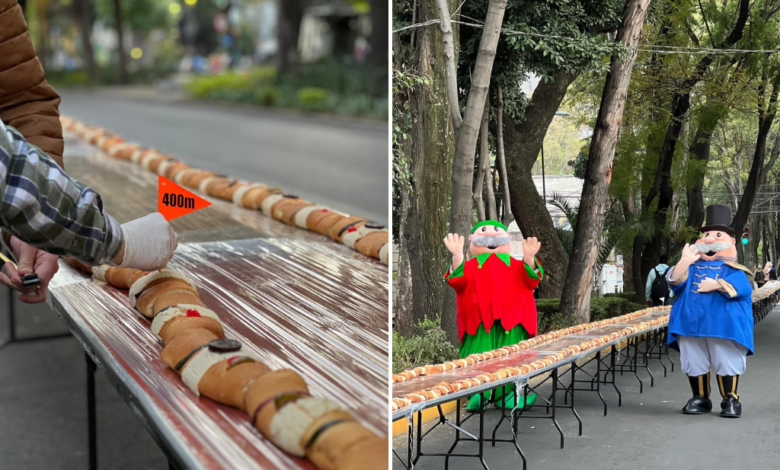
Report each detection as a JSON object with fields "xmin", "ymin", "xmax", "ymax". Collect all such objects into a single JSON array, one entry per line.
[
  {"xmin": 695, "ymin": 241, "xmax": 731, "ymax": 253},
  {"xmin": 472, "ymin": 235, "xmax": 511, "ymax": 247}
]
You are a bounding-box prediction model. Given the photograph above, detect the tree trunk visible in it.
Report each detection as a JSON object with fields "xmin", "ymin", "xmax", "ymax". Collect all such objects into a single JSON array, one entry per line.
[
  {"xmin": 369, "ymin": 0, "xmax": 388, "ymax": 98},
  {"xmin": 732, "ymin": 85, "xmax": 779, "ymax": 256},
  {"xmin": 435, "ymin": 0, "xmax": 463, "ymax": 133},
  {"xmin": 448, "ymin": 0, "xmax": 507, "ymax": 253},
  {"xmin": 486, "ymin": 167, "xmax": 497, "ymax": 220},
  {"xmin": 73, "ymin": 0, "xmax": 97, "ymax": 82},
  {"xmin": 278, "ymin": 0, "xmax": 305, "ymax": 77},
  {"xmin": 496, "ymin": 86, "xmax": 513, "ymax": 225},
  {"xmin": 406, "ymin": 0, "xmax": 459, "ymax": 344},
  {"xmin": 559, "ymin": 0, "xmax": 651, "ymax": 323},
  {"xmin": 746, "ymin": 214, "xmax": 761, "ymax": 270},
  {"xmin": 759, "ymin": 130, "xmax": 780, "ymax": 188},
  {"xmin": 474, "ymin": 100, "xmax": 489, "ymax": 221},
  {"xmin": 685, "ymin": 124, "xmax": 714, "ymax": 232},
  {"xmin": 504, "ymin": 70, "xmax": 576, "ymax": 298},
  {"xmin": 112, "ymin": 0, "xmax": 127, "ymax": 83},
  {"xmin": 483, "ymin": 101, "xmax": 497, "ymax": 220},
  {"xmin": 643, "ymin": 0, "xmax": 750, "ymax": 272},
  {"xmin": 761, "ymin": 218, "xmax": 768, "ymax": 266},
  {"xmin": 474, "ymin": 157, "xmax": 486, "ymax": 221},
  {"xmin": 632, "ymin": 234, "xmax": 645, "ymax": 303},
  {"xmin": 767, "ymin": 212, "xmax": 777, "ymax": 263},
  {"xmin": 641, "ymin": 92, "xmax": 691, "ymax": 279},
  {"xmin": 621, "ymin": 195, "xmax": 635, "ymax": 297},
  {"xmin": 395, "ymin": 181, "xmax": 415, "ymax": 336},
  {"xmin": 669, "ymin": 110, "xmax": 690, "ymax": 239}
]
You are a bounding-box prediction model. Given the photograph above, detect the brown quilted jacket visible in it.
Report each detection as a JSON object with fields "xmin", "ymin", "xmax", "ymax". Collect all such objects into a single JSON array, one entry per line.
[{"xmin": 0, "ymin": 0, "xmax": 64, "ymax": 168}]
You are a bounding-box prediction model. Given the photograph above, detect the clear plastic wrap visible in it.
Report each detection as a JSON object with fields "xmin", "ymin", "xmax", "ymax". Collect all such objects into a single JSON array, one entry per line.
[
  {"xmin": 393, "ymin": 282, "xmax": 780, "ymax": 413},
  {"xmin": 392, "ymin": 350, "xmax": 540, "ymax": 397},
  {"xmin": 391, "ymin": 309, "xmax": 670, "ymax": 404},
  {"xmin": 49, "ymin": 138, "xmax": 389, "ymax": 469}
]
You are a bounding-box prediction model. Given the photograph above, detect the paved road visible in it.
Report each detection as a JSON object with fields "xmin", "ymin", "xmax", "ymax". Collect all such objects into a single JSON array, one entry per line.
[
  {"xmin": 58, "ymin": 89, "xmax": 388, "ymax": 224},
  {"xmin": 394, "ymin": 309, "xmax": 780, "ymax": 470}
]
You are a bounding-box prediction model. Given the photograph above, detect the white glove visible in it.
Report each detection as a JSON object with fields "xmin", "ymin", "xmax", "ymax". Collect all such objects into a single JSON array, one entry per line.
[{"xmin": 118, "ymin": 213, "xmax": 178, "ymax": 271}]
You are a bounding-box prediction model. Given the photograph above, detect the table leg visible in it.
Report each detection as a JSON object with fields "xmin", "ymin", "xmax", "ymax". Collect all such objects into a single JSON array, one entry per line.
[{"xmin": 86, "ymin": 352, "xmax": 97, "ymax": 470}]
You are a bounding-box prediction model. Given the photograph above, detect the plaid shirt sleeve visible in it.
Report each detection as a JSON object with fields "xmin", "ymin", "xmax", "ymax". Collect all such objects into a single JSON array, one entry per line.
[{"xmin": 0, "ymin": 119, "xmax": 123, "ymax": 264}]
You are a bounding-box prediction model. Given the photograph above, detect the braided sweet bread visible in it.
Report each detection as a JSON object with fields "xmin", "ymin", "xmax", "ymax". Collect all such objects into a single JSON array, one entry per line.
[
  {"xmin": 61, "ymin": 116, "xmax": 390, "ymax": 266},
  {"xmin": 67, "ymin": 262, "xmax": 388, "ymax": 470}
]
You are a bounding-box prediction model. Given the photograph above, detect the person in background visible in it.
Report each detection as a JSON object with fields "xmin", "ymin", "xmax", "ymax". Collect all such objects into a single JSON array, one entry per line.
[
  {"xmin": 0, "ymin": 118, "xmax": 178, "ymax": 303},
  {"xmin": 646, "ymin": 254, "xmax": 672, "ymax": 306},
  {"xmin": 755, "ymin": 267, "xmax": 766, "ymax": 289},
  {"xmin": 0, "ymin": 0, "xmax": 173, "ymax": 304},
  {"xmin": 769, "ymin": 263, "xmax": 778, "ymax": 281},
  {"xmin": 0, "ymin": 0, "xmax": 64, "ymax": 169}
]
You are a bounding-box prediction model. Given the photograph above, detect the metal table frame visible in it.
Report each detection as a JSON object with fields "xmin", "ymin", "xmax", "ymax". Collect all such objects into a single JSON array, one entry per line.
[
  {"xmin": 50, "ymin": 286, "xmax": 202, "ymax": 470},
  {"xmin": 2, "ymin": 134, "xmax": 390, "ymax": 470},
  {"xmin": 392, "ymin": 289, "xmax": 780, "ymax": 470}
]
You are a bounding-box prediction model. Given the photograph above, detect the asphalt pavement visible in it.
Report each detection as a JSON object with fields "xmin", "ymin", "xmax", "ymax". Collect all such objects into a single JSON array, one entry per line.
[
  {"xmin": 0, "ymin": 289, "xmax": 167, "ymax": 469},
  {"xmin": 58, "ymin": 88, "xmax": 388, "ymax": 224},
  {"xmin": 393, "ymin": 309, "xmax": 780, "ymax": 470}
]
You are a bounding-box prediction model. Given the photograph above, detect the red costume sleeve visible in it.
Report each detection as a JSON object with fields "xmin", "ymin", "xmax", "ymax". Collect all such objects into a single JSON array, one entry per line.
[
  {"xmin": 519, "ymin": 257, "xmax": 543, "ymax": 289},
  {"xmin": 444, "ymin": 260, "xmax": 468, "ymax": 293}
]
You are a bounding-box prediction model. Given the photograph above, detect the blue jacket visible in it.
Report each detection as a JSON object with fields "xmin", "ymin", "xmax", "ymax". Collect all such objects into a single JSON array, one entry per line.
[{"xmin": 666, "ymin": 259, "xmax": 754, "ymax": 355}]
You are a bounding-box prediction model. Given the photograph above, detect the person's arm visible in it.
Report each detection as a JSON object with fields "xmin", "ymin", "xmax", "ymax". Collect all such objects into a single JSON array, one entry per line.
[
  {"xmin": 645, "ymin": 269, "xmax": 655, "ymax": 301},
  {"xmin": 0, "ymin": 0, "xmax": 64, "ymax": 168},
  {"xmin": 0, "ymin": 119, "xmax": 121, "ymax": 264},
  {"xmin": 519, "ymin": 257, "xmax": 543, "ymax": 290}
]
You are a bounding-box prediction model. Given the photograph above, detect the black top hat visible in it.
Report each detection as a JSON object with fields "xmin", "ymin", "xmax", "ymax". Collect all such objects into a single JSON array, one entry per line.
[{"xmin": 701, "ymin": 204, "xmax": 735, "ymax": 236}]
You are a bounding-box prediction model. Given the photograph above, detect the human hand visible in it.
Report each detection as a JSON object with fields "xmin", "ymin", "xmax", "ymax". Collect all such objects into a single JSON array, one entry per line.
[
  {"xmin": 696, "ymin": 277, "xmax": 721, "ymax": 293},
  {"xmin": 0, "ymin": 236, "xmax": 59, "ymax": 303},
  {"xmin": 118, "ymin": 213, "xmax": 178, "ymax": 271}
]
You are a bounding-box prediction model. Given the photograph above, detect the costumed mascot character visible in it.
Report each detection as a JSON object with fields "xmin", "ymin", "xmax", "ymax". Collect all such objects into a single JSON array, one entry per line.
[
  {"xmin": 667, "ymin": 204, "xmax": 753, "ymax": 418},
  {"xmin": 443, "ymin": 220, "xmax": 543, "ymax": 411}
]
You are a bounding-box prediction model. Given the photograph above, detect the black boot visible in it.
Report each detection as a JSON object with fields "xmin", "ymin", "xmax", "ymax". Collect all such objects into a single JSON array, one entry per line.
[
  {"xmin": 718, "ymin": 375, "xmax": 742, "ymax": 418},
  {"xmin": 682, "ymin": 373, "xmax": 712, "ymax": 414}
]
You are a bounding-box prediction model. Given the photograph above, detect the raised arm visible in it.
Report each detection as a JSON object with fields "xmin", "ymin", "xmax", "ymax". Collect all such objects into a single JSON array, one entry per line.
[
  {"xmin": 519, "ymin": 237, "xmax": 543, "ymax": 289},
  {"xmin": 670, "ymin": 244, "xmax": 700, "ymax": 284}
]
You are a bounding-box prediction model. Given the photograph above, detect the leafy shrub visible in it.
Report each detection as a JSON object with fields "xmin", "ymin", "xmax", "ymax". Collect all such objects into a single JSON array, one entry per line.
[
  {"xmin": 392, "ymin": 317, "xmax": 459, "ymax": 374},
  {"xmin": 392, "ymin": 298, "xmax": 649, "ymax": 373},
  {"xmin": 254, "ymin": 87, "xmax": 280, "ymax": 106},
  {"xmin": 603, "ymin": 292, "xmax": 638, "ymax": 301},
  {"xmin": 182, "ymin": 63, "xmax": 385, "ymax": 118},
  {"xmin": 536, "ymin": 297, "xmax": 646, "ymax": 333},
  {"xmin": 536, "ymin": 299, "xmax": 578, "ymax": 333},
  {"xmin": 297, "ymin": 87, "xmax": 330, "ymax": 110},
  {"xmin": 293, "ymin": 59, "xmax": 372, "ymax": 95},
  {"xmin": 185, "ymin": 66, "xmax": 276, "ymax": 99},
  {"xmin": 46, "ymin": 70, "xmax": 90, "ymax": 87}
]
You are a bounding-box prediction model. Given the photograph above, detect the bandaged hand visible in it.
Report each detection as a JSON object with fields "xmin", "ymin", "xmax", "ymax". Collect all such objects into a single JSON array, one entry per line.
[{"xmin": 116, "ymin": 213, "xmax": 178, "ymax": 271}]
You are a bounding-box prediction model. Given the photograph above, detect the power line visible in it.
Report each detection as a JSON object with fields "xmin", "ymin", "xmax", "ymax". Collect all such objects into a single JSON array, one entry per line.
[{"xmin": 393, "ymin": 19, "xmax": 780, "ymax": 56}]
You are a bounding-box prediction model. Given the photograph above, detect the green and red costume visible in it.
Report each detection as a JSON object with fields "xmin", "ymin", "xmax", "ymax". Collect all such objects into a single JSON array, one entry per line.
[{"xmin": 445, "ymin": 251, "xmax": 543, "ymax": 409}]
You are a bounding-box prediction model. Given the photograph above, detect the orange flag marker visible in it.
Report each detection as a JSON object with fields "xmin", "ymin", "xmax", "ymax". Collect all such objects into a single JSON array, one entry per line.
[{"xmin": 158, "ymin": 175, "xmax": 211, "ymax": 221}]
